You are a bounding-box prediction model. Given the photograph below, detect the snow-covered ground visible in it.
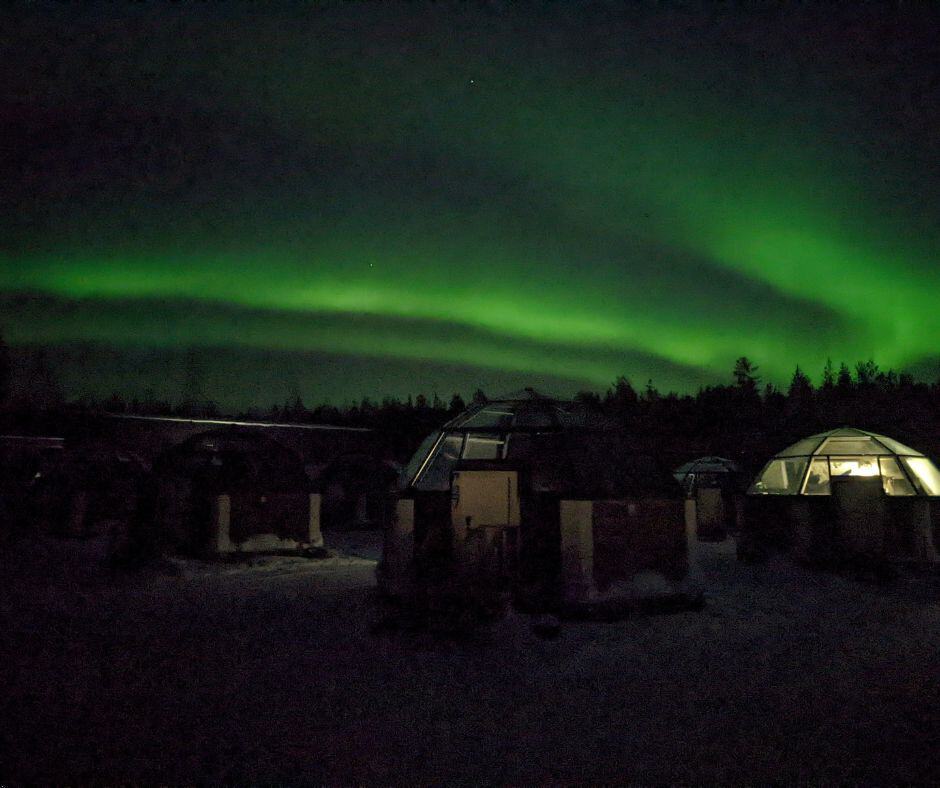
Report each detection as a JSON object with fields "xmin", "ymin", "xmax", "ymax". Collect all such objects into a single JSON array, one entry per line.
[{"xmin": 3, "ymin": 530, "xmax": 940, "ymax": 783}]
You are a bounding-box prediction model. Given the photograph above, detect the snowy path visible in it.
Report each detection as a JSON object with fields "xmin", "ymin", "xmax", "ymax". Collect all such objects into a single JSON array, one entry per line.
[{"xmin": 3, "ymin": 533, "xmax": 940, "ymax": 783}]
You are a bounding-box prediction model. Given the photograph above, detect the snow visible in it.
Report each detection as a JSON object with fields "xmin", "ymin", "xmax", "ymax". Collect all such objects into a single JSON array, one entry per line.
[{"xmin": 3, "ymin": 530, "xmax": 940, "ymax": 783}]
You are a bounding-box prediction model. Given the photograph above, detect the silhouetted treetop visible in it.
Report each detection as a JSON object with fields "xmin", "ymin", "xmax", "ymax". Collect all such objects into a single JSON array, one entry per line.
[
  {"xmin": 733, "ymin": 357, "xmax": 760, "ymax": 392},
  {"xmin": 788, "ymin": 366, "xmax": 813, "ymax": 399},
  {"xmin": 837, "ymin": 362, "xmax": 853, "ymax": 392}
]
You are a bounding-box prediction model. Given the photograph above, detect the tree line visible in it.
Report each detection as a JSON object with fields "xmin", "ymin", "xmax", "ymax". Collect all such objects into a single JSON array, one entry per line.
[{"xmin": 3, "ymin": 339, "xmax": 940, "ymax": 470}]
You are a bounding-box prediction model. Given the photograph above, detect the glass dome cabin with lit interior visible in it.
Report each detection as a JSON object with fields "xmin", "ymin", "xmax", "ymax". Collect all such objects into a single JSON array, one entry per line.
[
  {"xmin": 743, "ymin": 428, "xmax": 940, "ymax": 565},
  {"xmin": 748, "ymin": 427, "xmax": 940, "ymax": 498}
]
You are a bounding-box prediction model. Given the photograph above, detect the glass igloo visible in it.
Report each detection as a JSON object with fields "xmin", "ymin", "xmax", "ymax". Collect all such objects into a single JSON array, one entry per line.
[
  {"xmin": 401, "ymin": 389, "xmax": 579, "ymax": 491},
  {"xmin": 748, "ymin": 427, "xmax": 940, "ymax": 497},
  {"xmin": 399, "ymin": 388, "xmax": 673, "ymax": 497},
  {"xmin": 673, "ymin": 456, "xmax": 742, "ymax": 495}
]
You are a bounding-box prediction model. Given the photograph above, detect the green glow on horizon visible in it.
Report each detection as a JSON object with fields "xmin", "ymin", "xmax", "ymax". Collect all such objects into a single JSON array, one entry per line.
[
  {"xmin": 0, "ymin": 241, "xmax": 821, "ymax": 386},
  {"xmin": 4, "ymin": 4, "xmax": 940, "ymax": 397}
]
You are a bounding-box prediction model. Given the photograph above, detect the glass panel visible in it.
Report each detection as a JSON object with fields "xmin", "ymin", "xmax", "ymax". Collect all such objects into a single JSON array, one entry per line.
[
  {"xmin": 872, "ymin": 434, "xmax": 921, "ymax": 456},
  {"xmin": 777, "ymin": 435, "xmax": 826, "ymax": 457},
  {"xmin": 819, "ymin": 437, "xmax": 883, "ymax": 455},
  {"xmin": 415, "ymin": 433, "xmax": 463, "ymax": 490},
  {"xmin": 803, "ymin": 458, "xmax": 830, "ymax": 495},
  {"xmin": 880, "ymin": 457, "xmax": 915, "ymax": 496},
  {"xmin": 902, "ymin": 457, "xmax": 940, "ymax": 496},
  {"xmin": 750, "ymin": 457, "xmax": 808, "ymax": 494},
  {"xmin": 829, "ymin": 456, "xmax": 879, "ymax": 477},
  {"xmin": 400, "ymin": 432, "xmax": 440, "ymax": 488},
  {"xmin": 458, "ymin": 407, "xmax": 515, "ymax": 430},
  {"xmin": 462, "ymin": 433, "xmax": 506, "ymax": 460}
]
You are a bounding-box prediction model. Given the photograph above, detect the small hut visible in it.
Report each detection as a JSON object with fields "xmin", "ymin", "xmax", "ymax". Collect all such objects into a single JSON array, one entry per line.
[
  {"xmin": 673, "ymin": 456, "xmax": 744, "ymax": 541},
  {"xmin": 744, "ymin": 427, "xmax": 940, "ymax": 566},
  {"xmin": 153, "ymin": 428, "xmax": 322, "ymax": 556},
  {"xmin": 380, "ymin": 389, "xmax": 692, "ymax": 615}
]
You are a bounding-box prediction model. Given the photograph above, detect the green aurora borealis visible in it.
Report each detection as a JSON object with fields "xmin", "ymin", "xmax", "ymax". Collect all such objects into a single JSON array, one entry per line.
[{"xmin": 4, "ymin": 3, "xmax": 940, "ymax": 406}]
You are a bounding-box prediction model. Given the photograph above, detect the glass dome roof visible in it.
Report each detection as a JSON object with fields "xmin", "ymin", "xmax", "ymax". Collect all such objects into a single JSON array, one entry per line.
[
  {"xmin": 447, "ymin": 389, "xmax": 565, "ymax": 432},
  {"xmin": 749, "ymin": 428, "xmax": 940, "ymax": 497},
  {"xmin": 775, "ymin": 427, "xmax": 922, "ymax": 458},
  {"xmin": 673, "ymin": 456, "xmax": 743, "ymax": 494},
  {"xmin": 674, "ymin": 456, "xmax": 741, "ymax": 479},
  {"xmin": 400, "ymin": 388, "xmax": 672, "ymax": 496}
]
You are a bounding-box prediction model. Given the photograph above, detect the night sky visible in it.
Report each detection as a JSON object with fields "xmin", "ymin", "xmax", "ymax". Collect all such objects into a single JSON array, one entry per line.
[{"xmin": 4, "ymin": 2, "xmax": 940, "ymax": 407}]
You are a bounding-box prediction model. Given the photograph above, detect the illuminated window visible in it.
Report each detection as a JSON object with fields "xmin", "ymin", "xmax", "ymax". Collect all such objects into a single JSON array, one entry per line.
[
  {"xmin": 829, "ymin": 456, "xmax": 879, "ymax": 477},
  {"xmin": 819, "ymin": 437, "xmax": 886, "ymax": 455},
  {"xmin": 879, "ymin": 457, "xmax": 915, "ymax": 496},
  {"xmin": 902, "ymin": 457, "xmax": 940, "ymax": 496},
  {"xmin": 752, "ymin": 457, "xmax": 808, "ymax": 494},
  {"xmin": 872, "ymin": 435, "xmax": 921, "ymax": 456},
  {"xmin": 777, "ymin": 435, "xmax": 826, "ymax": 457},
  {"xmin": 802, "ymin": 458, "xmax": 830, "ymax": 495}
]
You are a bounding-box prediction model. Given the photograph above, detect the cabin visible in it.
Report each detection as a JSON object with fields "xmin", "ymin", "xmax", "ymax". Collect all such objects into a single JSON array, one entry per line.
[
  {"xmin": 152, "ymin": 428, "xmax": 322, "ymax": 556},
  {"xmin": 379, "ymin": 389, "xmax": 694, "ymax": 615},
  {"xmin": 673, "ymin": 456, "xmax": 745, "ymax": 541},
  {"xmin": 743, "ymin": 427, "xmax": 940, "ymax": 566}
]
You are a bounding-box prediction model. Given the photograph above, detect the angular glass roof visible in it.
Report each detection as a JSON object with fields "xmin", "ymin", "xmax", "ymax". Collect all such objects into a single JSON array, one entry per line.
[
  {"xmin": 447, "ymin": 388, "xmax": 566, "ymax": 431},
  {"xmin": 775, "ymin": 427, "xmax": 923, "ymax": 458},
  {"xmin": 402, "ymin": 388, "xmax": 657, "ymax": 493}
]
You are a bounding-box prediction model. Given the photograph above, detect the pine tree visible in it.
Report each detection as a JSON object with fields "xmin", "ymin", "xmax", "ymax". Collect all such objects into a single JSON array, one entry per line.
[
  {"xmin": 787, "ymin": 365, "xmax": 813, "ymax": 399},
  {"xmin": 610, "ymin": 375, "xmax": 638, "ymax": 409},
  {"xmin": 855, "ymin": 359, "xmax": 879, "ymax": 387},
  {"xmin": 786, "ymin": 366, "xmax": 815, "ymax": 422},
  {"xmin": 733, "ymin": 356, "xmax": 760, "ymax": 393},
  {"xmin": 836, "ymin": 362, "xmax": 853, "ymax": 392},
  {"xmin": 280, "ymin": 394, "xmax": 302, "ymax": 421},
  {"xmin": 574, "ymin": 390, "xmax": 602, "ymax": 409}
]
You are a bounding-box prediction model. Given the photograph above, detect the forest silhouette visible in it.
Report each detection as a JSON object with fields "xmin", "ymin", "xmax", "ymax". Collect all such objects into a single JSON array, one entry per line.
[{"xmin": 3, "ymin": 337, "xmax": 940, "ymax": 474}]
